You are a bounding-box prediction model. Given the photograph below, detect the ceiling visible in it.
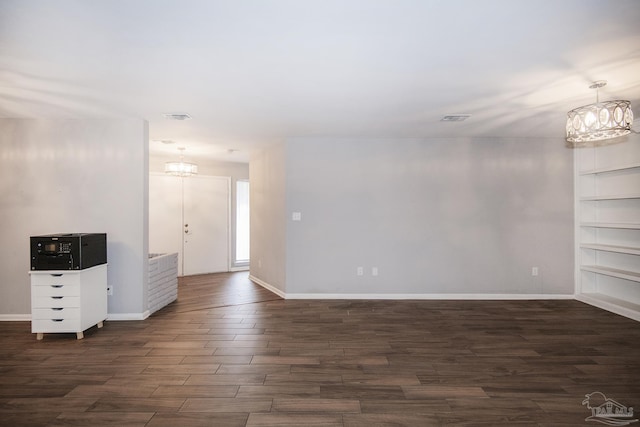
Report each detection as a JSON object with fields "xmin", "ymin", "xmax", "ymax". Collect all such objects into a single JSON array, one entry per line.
[{"xmin": 2, "ymin": 0, "xmax": 640, "ymax": 163}]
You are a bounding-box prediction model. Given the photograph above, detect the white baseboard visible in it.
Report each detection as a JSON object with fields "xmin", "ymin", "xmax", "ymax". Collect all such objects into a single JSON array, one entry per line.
[
  {"xmin": 245, "ymin": 277, "xmax": 574, "ymax": 301},
  {"xmin": 283, "ymin": 293, "xmax": 576, "ymax": 300},
  {"xmin": 230, "ymin": 266, "xmax": 250, "ymax": 272},
  {"xmin": 0, "ymin": 312, "xmax": 151, "ymax": 321},
  {"xmin": 248, "ymin": 275, "xmax": 286, "ymax": 298},
  {"xmin": 575, "ymin": 294, "xmax": 640, "ymax": 322},
  {"xmin": 0, "ymin": 314, "xmax": 31, "ymax": 321},
  {"xmin": 106, "ymin": 311, "xmax": 150, "ymax": 321}
]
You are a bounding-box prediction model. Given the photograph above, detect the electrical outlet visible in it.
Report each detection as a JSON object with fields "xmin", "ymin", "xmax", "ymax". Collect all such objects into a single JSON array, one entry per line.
[
  {"xmin": 531, "ymin": 267, "xmax": 539, "ymax": 276},
  {"xmin": 107, "ymin": 285, "xmax": 113, "ymax": 296},
  {"xmin": 372, "ymin": 267, "xmax": 378, "ymax": 276},
  {"xmin": 357, "ymin": 267, "xmax": 364, "ymax": 276}
]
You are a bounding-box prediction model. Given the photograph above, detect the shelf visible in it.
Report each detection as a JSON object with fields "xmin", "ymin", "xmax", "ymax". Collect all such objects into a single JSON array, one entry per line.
[
  {"xmin": 576, "ymin": 143, "xmax": 640, "ymax": 322},
  {"xmin": 581, "ymin": 265, "xmax": 640, "ymax": 283},
  {"xmin": 579, "ymin": 162, "xmax": 640, "ymax": 175},
  {"xmin": 575, "ymin": 293, "xmax": 640, "ymax": 322},
  {"xmin": 580, "ymin": 244, "xmax": 640, "ymax": 256},
  {"xmin": 580, "ymin": 194, "xmax": 640, "ymax": 201},
  {"xmin": 580, "ymin": 222, "xmax": 640, "ymax": 230}
]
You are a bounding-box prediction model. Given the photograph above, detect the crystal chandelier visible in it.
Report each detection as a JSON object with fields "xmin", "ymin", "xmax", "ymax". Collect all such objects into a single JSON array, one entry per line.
[
  {"xmin": 566, "ymin": 81, "xmax": 633, "ymax": 143},
  {"xmin": 165, "ymin": 147, "xmax": 198, "ymax": 177}
]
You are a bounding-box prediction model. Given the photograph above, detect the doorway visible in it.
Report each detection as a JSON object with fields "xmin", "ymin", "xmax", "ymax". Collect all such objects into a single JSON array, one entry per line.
[{"xmin": 149, "ymin": 173, "xmax": 230, "ymax": 276}]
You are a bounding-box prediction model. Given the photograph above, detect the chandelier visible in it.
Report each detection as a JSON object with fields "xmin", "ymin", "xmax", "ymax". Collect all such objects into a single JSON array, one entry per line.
[
  {"xmin": 566, "ymin": 81, "xmax": 633, "ymax": 143},
  {"xmin": 165, "ymin": 147, "xmax": 198, "ymax": 177}
]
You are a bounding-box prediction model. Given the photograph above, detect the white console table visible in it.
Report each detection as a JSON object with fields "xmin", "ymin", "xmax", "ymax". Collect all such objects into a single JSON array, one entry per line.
[{"xmin": 30, "ymin": 264, "xmax": 108, "ymax": 340}]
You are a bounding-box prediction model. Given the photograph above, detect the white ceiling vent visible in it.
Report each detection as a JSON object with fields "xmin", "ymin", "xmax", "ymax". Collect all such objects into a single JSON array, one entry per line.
[
  {"xmin": 441, "ymin": 115, "xmax": 471, "ymax": 122},
  {"xmin": 163, "ymin": 113, "xmax": 192, "ymax": 120}
]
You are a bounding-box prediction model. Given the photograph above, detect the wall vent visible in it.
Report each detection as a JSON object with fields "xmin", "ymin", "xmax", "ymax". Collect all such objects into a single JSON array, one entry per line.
[
  {"xmin": 441, "ymin": 115, "xmax": 471, "ymax": 122},
  {"xmin": 163, "ymin": 113, "xmax": 192, "ymax": 120}
]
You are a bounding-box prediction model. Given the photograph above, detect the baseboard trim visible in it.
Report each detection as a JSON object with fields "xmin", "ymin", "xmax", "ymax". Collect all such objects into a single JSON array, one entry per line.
[
  {"xmin": 106, "ymin": 311, "xmax": 149, "ymax": 321},
  {"xmin": 243, "ymin": 279, "xmax": 575, "ymax": 301},
  {"xmin": 1, "ymin": 312, "xmax": 151, "ymax": 322},
  {"xmin": 248, "ymin": 275, "xmax": 286, "ymax": 298},
  {"xmin": 575, "ymin": 294, "xmax": 640, "ymax": 322},
  {"xmin": 283, "ymin": 293, "xmax": 576, "ymax": 300},
  {"xmin": 0, "ymin": 314, "xmax": 31, "ymax": 321}
]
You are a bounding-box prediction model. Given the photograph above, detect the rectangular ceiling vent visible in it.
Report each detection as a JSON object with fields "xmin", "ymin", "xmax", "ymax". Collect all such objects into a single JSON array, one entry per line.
[
  {"xmin": 163, "ymin": 113, "xmax": 192, "ymax": 120},
  {"xmin": 441, "ymin": 115, "xmax": 471, "ymax": 122}
]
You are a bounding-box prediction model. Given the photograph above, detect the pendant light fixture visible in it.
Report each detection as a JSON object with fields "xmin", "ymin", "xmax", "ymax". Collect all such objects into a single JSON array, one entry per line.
[
  {"xmin": 566, "ymin": 81, "xmax": 633, "ymax": 144},
  {"xmin": 165, "ymin": 147, "xmax": 198, "ymax": 177}
]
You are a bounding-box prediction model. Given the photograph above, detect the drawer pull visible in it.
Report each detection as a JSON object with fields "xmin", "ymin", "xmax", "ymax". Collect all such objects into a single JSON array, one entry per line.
[
  {"xmin": 51, "ymin": 308, "xmax": 63, "ymax": 311},
  {"xmin": 50, "ymin": 285, "xmax": 63, "ymax": 288},
  {"xmin": 50, "ymin": 274, "xmax": 63, "ymax": 277},
  {"xmin": 51, "ymin": 296, "xmax": 63, "ymax": 300},
  {"xmin": 51, "ymin": 319, "xmax": 64, "ymax": 322}
]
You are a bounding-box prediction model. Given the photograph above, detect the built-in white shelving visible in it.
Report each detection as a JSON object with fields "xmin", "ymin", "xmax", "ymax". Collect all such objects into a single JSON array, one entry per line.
[
  {"xmin": 579, "ymin": 162, "xmax": 640, "ymax": 175},
  {"xmin": 580, "ymin": 222, "xmax": 640, "ymax": 230},
  {"xmin": 580, "ymin": 244, "xmax": 640, "ymax": 256},
  {"xmin": 575, "ymin": 140, "xmax": 640, "ymax": 322},
  {"xmin": 581, "ymin": 265, "xmax": 640, "ymax": 283},
  {"xmin": 580, "ymin": 194, "xmax": 640, "ymax": 201}
]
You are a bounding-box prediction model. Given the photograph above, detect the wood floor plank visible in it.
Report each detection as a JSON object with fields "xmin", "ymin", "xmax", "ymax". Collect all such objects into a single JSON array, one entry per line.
[
  {"xmin": 143, "ymin": 364, "xmax": 221, "ymax": 375},
  {"xmin": 87, "ymin": 397, "xmax": 186, "ymax": 412},
  {"xmin": 271, "ymin": 398, "xmax": 361, "ymax": 413},
  {"xmin": 47, "ymin": 411, "xmax": 154, "ymax": 426},
  {"xmin": 146, "ymin": 412, "xmax": 248, "ymax": 427},
  {"xmin": 342, "ymin": 413, "xmax": 441, "ymax": 426},
  {"xmin": 246, "ymin": 413, "xmax": 343, "ymax": 426},
  {"xmin": 151, "ymin": 385, "xmax": 239, "ymax": 398},
  {"xmin": 0, "ymin": 397, "xmax": 98, "ymax": 413},
  {"xmin": 237, "ymin": 385, "xmax": 321, "ymax": 399},
  {"xmin": 181, "ymin": 397, "xmax": 272, "ymax": 413},
  {"xmin": 185, "ymin": 374, "xmax": 265, "ymax": 386},
  {"xmin": 402, "ymin": 385, "xmax": 489, "ymax": 399}
]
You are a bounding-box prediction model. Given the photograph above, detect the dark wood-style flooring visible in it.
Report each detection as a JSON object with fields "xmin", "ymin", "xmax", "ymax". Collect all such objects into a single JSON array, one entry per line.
[{"xmin": 1, "ymin": 272, "xmax": 639, "ymax": 426}]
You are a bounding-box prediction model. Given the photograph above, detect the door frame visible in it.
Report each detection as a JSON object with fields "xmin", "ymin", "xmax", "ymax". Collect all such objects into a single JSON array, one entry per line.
[{"xmin": 149, "ymin": 172, "xmax": 232, "ymax": 276}]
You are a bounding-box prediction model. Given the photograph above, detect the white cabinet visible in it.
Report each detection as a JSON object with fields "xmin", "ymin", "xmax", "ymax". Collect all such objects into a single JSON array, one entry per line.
[
  {"xmin": 575, "ymin": 140, "xmax": 640, "ymax": 321},
  {"xmin": 30, "ymin": 264, "xmax": 108, "ymax": 340}
]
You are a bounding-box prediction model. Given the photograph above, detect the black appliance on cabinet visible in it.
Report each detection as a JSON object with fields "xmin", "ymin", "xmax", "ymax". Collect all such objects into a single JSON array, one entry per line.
[{"xmin": 30, "ymin": 233, "xmax": 107, "ymax": 271}]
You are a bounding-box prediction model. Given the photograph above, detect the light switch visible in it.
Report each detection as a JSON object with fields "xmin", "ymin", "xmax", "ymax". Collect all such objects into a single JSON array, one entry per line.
[{"xmin": 292, "ymin": 212, "xmax": 302, "ymax": 221}]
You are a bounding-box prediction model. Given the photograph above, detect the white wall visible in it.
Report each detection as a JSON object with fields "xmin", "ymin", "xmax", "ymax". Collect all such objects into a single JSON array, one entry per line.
[
  {"xmin": 251, "ymin": 136, "xmax": 575, "ymax": 297},
  {"xmin": 0, "ymin": 119, "xmax": 149, "ymax": 318}
]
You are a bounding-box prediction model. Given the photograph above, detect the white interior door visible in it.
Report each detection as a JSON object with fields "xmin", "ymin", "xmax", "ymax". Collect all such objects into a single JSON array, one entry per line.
[
  {"xmin": 183, "ymin": 175, "xmax": 230, "ymax": 275},
  {"xmin": 149, "ymin": 173, "xmax": 230, "ymax": 276}
]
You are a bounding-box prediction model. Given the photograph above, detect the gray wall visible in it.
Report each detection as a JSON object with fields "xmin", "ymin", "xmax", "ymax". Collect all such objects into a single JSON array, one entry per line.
[
  {"xmin": 0, "ymin": 119, "xmax": 149, "ymax": 317},
  {"xmin": 249, "ymin": 143, "xmax": 287, "ymax": 293},
  {"xmin": 252, "ymin": 136, "xmax": 574, "ymax": 296}
]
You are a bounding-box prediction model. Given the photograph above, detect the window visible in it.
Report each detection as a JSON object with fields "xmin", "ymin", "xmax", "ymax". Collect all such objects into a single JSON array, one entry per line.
[{"xmin": 235, "ymin": 180, "xmax": 250, "ymax": 263}]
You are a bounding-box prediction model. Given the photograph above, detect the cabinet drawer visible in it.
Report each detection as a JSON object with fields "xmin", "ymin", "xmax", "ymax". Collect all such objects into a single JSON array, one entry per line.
[
  {"xmin": 31, "ymin": 284, "xmax": 80, "ymax": 297},
  {"xmin": 31, "ymin": 318, "xmax": 81, "ymax": 333},
  {"xmin": 31, "ymin": 273, "xmax": 81, "ymax": 287},
  {"xmin": 32, "ymin": 296, "xmax": 80, "ymax": 308},
  {"xmin": 32, "ymin": 307, "xmax": 80, "ymax": 320}
]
